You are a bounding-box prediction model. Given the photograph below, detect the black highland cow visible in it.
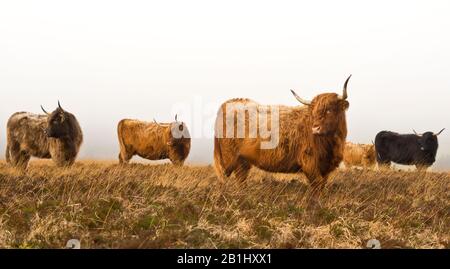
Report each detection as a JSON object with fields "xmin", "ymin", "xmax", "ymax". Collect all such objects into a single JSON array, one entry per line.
[{"xmin": 375, "ymin": 129, "xmax": 444, "ymax": 170}]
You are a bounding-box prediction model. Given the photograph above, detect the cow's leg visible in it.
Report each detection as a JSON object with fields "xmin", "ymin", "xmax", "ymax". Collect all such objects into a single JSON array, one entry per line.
[
  {"xmin": 8, "ymin": 142, "xmax": 22, "ymax": 167},
  {"xmin": 64, "ymin": 159, "xmax": 75, "ymax": 167},
  {"xmin": 170, "ymin": 159, "xmax": 185, "ymax": 166},
  {"xmin": 415, "ymin": 164, "xmax": 429, "ymax": 172},
  {"xmin": 234, "ymin": 158, "xmax": 251, "ymax": 182},
  {"xmin": 314, "ymin": 174, "xmax": 328, "ymax": 192},
  {"xmin": 377, "ymin": 161, "xmax": 391, "ymax": 171},
  {"xmin": 54, "ymin": 158, "xmax": 74, "ymax": 168},
  {"xmin": 376, "ymin": 153, "xmax": 391, "ymax": 171},
  {"xmin": 16, "ymin": 152, "xmax": 31, "ymax": 170},
  {"xmin": 303, "ymin": 170, "xmax": 327, "ymax": 202},
  {"xmin": 119, "ymin": 150, "xmax": 133, "ymax": 164},
  {"xmin": 299, "ymin": 157, "xmax": 326, "ymax": 194},
  {"xmin": 54, "ymin": 159, "xmax": 65, "ymax": 167},
  {"xmin": 217, "ymin": 154, "xmax": 239, "ymax": 179}
]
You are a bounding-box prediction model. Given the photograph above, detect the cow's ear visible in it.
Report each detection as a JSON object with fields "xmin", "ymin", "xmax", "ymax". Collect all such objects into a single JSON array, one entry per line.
[{"xmin": 341, "ymin": 100, "xmax": 349, "ymax": 110}]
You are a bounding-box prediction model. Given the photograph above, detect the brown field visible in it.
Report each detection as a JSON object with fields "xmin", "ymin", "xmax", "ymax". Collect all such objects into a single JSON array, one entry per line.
[{"xmin": 0, "ymin": 160, "xmax": 448, "ymax": 249}]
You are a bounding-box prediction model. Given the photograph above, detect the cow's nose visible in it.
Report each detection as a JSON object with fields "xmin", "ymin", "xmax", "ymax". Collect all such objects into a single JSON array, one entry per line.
[{"xmin": 312, "ymin": 126, "xmax": 321, "ymax": 134}]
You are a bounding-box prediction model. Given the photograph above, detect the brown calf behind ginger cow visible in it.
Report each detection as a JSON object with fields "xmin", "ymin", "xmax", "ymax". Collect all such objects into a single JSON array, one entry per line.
[
  {"xmin": 343, "ymin": 142, "xmax": 376, "ymax": 169},
  {"xmin": 6, "ymin": 102, "xmax": 83, "ymax": 169},
  {"xmin": 117, "ymin": 115, "xmax": 191, "ymax": 165},
  {"xmin": 214, "ymin": 75, "xmax": 352, "ymax": 191}
]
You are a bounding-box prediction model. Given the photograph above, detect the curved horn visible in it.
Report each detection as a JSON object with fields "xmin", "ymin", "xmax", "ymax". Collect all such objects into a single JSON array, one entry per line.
[
  {"xmin": 58, "ymin": 100, "xmax": 64, "ymax": 111},
  {"xmin": 290, "ymin": 89, "xmax": 311, "ymax": 105},
  {"xmin": 413, "ymin": 129, "xmax": 422, "ymax": 136},
  {"xmin": 175, "ymin": 114, "xmax": 178, "ymax": 122},
  {"xmin": 338, "ymin": 75, "xmax": 352, "ymax": 100},
  {"xmin": 435, "ymin": 128, "xmax": 445, "ymax": 136},
  {"xmin": 41, "ymin": 105, "xmax": 50, "ymax": 115}
]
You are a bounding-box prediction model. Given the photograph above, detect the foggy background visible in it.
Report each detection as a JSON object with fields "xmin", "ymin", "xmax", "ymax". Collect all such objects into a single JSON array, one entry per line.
[{"xmin": 1, "ymin": 0, "xmax": 450, "ymax": 169}]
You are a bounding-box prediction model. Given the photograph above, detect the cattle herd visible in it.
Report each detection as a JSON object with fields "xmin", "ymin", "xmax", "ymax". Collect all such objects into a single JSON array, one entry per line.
[{"xmin": 4, "ymin": 75, "xmax": 445, "ymax": 191}]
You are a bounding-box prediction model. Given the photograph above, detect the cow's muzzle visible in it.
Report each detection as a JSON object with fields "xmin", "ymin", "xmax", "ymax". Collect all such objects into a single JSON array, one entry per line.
[{"xmin": 312, "ymin": 126, "xmax": 322, "ymax": 135}]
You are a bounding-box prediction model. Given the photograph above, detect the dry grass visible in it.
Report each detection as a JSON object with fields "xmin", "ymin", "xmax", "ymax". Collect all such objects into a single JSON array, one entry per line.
[{"xmin": 0, "ymin": 160, "xmax": 448, "ymax": 249}]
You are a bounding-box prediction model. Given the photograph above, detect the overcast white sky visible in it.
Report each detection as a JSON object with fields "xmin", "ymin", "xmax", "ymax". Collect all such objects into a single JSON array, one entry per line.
[{"xmin": 1, "ymin": 0, "xmax": 449, "ymax": 165}]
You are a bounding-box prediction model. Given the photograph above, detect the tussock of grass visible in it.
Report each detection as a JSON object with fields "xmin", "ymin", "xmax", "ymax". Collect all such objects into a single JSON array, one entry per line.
[{"xmin": 0, "ymin": 161, "xmax": 448, "ymax": 249}]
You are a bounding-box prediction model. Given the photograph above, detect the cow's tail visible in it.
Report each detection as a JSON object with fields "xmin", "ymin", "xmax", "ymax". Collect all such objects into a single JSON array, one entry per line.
[
  {"xmin": 117, "ymin": 120, "xmax": 127, "ymax": 163},
  {"xmin": 214, "ymin": 137, "xmax": 227, "ymax": 181},
  {"xmin": 5, "ymin": 144, "xmax": 10, "ymax": 164},
  {"xmin": 5, "ymin": 124, "xmax": 11, "ymax": 164},
  {"xmin": 213, "ymin": 107, "xmax": 228, "ymax": 181}
]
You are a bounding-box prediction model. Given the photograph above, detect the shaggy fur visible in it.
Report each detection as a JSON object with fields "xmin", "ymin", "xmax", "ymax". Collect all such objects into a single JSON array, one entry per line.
[
  {"xmin": 343, "ymin": 142, "xmax": 376, "ymax": 169},
  {"xmin": 375, "ymin": 131, "xmax": 441, "ymax": 170},
  {"xmin": 6, "ymin": 106, "xmax": 83, "ymax": 169},
  {"xmin": 118, "ymin": 119, "xmax": 191, "ymax": 166},
  {"xmin": 214, "ymin": 92, "xmax": 350, "ymax": 190}
]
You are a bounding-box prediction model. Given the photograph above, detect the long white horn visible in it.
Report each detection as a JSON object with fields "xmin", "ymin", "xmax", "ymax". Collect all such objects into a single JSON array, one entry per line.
[
  {"xmin": 338, "ymin": 75, "xmax": 352, "ymax": 100},
  {"xmin": 290, "ymin": 89, "xmax": 311, "ymax": 105},
  {"xmin": 58, "ymin": 100, "xmax": 64, "ymax": 111},
  {"xmin": 41, "ymin": 105, "xmax": 50, "ymax": 115},
  {"xmin": 435, "ymin": 128, "xmax": 445, "ymax": 136}
]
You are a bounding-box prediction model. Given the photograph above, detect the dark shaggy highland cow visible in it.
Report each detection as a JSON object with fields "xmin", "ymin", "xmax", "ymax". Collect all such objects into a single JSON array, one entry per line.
[
  {"xmin": 375, "ymin": 129, "xmax": 444, "ymax": 171},
  {"xmin": 6, "ymin": 102, "xmax": 83, "ymax": 169}
]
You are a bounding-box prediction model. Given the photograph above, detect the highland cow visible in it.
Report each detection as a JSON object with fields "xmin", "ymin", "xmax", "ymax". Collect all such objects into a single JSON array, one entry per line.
[
  {"xmin": 6, "ymin": 102, "xmax": 83, "ymax": 169},
  {"xmin": 375, "ymin": 129, "xmax": 444, "ymax": 171},
  {"xmin": 343, "ymin": 142, "xmax": 376, "ymax": 169},
  {"xmin": 214, "ymin": 75, "xmax": 352, "ymax": 191},
  {"xmin": 117, "ymin": 116, "xmax": 191, "ymax": 165}
]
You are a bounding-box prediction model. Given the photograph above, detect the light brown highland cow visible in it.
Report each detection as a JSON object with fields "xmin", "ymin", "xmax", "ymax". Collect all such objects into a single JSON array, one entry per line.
[
  {"xmin": 117, "ymin": 116, "xmax": 191, "ymax": 165},
  {"xmin": 214, "ymin": 76, "xmax": 352, "ymax": 191},
  {"xmin": 343, "ymin": 142, "xmax": 376, "ymax": 169}
]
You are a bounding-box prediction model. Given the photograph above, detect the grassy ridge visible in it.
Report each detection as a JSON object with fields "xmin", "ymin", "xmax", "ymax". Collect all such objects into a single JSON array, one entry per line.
[{"xmin": 0, "ymin": 161, "xmax": 448, "ymax": 249}]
